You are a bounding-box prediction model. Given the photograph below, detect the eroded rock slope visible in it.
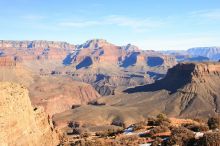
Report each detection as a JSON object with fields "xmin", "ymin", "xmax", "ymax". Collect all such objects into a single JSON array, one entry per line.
[{"xmin": 0, "ymin": 82, "xmax": 59, "ymax": 146}]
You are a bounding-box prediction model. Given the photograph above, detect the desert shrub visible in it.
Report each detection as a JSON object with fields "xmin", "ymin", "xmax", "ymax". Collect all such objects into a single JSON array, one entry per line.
[
  {"xmin": 151, "ymin": 137, "xmax": 163, "ymax": 146},
  {"xmin": 133, "ymin": 121, "xmax": 146, "ymax": 131},
  {"xmin": 148, "ymin": 117, "xmax": 160, "ymax": 126},
  {"xmin": 72, "ymin": 128, "xmax": 81, "ymax": 135},
  {"xmin": 81, "ymin": 132, "xmax": 90, "ymax": 138},
  {"xmin": 208, "ymin": 116, "xmax": 220, "ymax": 130},
  {"xmin": 67, "ymin": 127, "xmax": 90, "ymax": 136},
  {"xmin": 68, "ymin": 121, "xmax": 80, "ymax": 128},
  {"xmin": 156, "ymin": 113, "xmax": 171, "ymax": 123},
  {"xmin": 111, "ymin": 117, "xmax": 125, "ymax": 128},
  {"xmin": 165, "ymin": 126, "xmax": 195, "ymax": 146},
  {"xmin": 197, "ymin": 132, "xmax": 220, "ymax": 146},
  {"xmin": 183, "ymin": 123, "xmax": 209, "ymax": 132},
  {"xmin": 96, "ymin": 128, "xmax": 123, "ymax": 137},
  {"xmin": 149, "ymin": 125, "xmax": 170, "ymax": 136},
  {"xmin": 117, "ymin": 135, "xmax": 140, "ymax": 145},
  {"xmin": 148, "ymin": 114, "xmax": 171, "ymax": 126}
]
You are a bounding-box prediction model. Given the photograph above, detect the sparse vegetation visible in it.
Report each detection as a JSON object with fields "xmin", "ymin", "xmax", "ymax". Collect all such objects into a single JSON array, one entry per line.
[
  {"xmin": 111, "ymin": 117, "xmax": 125, "ymax": 128},
  {"xmin": 60, "ymin": 116, "xmax": 220, "ymax": 146},
  {"xmin": 68, "ymin": 121, "xmax": 80, "ymax": 128},
  {"xmin": 165, "ymin": 126, "xmax": 195, "ymax": 146},
  {"xmin": 132, "ymin": 121, "xmax": 146, "ymax": 131},
  {"xmin": 182, "ymin": 123, "xmax": 209, "ymax": 132},
  {"xmin": 88, "ymin": 100, "xmax": 106, "ymax": 106},
  {"xmin": 156, "ymin": 113, "xmax": 171, "ymax": 124},
  {"xmin": 149, "ymin": 125, "xmax": 170, "ymax": 136},
  {"xmin": 95, "ymin": 128, "xmax": 123, "ymax": 137},
  {"xmin": 208, "ymin": 116, "xmax": 220, "ymax": 130},
  {"xmin": 151, "ymin": 137, "xmax": 163, "ymax": 146},
  {"xmin": 148, "ymin": 113, "xmax": 171, "ymax": 126},
  {"xmin": 198, "ymin": 132, "xmax": 220, "ymax": 146}
]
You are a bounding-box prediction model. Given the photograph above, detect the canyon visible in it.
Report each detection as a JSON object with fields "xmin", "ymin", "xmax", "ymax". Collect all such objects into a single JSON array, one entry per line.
[
  {"xmin": 1, "ymin": 39, "xmax": 220, "ymax": 145},
  {"xmin": 0, "ymin": 39, "xmax": 177, "ymax": 97},
  {"xmin": 54, "ymin": 62, "xmax": 220, "ymax": 127}
]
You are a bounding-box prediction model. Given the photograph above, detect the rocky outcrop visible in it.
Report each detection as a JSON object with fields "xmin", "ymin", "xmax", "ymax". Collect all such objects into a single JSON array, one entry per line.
[{"xmin": 0, "ymin": 82, "xmax": 59, "ymax": 146}]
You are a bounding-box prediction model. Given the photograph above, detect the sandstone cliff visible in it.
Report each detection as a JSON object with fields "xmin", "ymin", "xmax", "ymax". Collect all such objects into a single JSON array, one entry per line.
[{"xmin": 0, "ymin": 82, "xmax": 59, "ymax": 146}]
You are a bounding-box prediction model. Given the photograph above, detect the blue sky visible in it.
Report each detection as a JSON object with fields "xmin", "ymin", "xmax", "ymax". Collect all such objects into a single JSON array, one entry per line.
[{"xmin": 0, "ymin": 0, "xmax": 220, "ymax": 50}]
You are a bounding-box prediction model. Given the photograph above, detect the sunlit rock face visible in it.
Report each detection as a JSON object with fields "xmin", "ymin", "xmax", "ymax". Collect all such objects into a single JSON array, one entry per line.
[
  {"xmin": 61, "ymin": 39, "xmax": 177, "ymax": 95},
  {"xmin": 0, "ymin": 82, "xmax": 59, "ymax": 146},
  {"xmin": 0, "ymin": 40, "xmax": 75, "ymax": 62}
]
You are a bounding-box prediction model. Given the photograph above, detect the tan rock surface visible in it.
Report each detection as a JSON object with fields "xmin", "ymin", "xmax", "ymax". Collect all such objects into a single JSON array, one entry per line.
[{"xmin": 0, "ymin": 82, "xmax": 59, "ymax": 146}]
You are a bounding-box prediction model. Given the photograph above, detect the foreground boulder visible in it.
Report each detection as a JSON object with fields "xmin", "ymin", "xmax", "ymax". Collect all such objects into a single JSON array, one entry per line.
[{"xmin": 0, "ymin": 82, "xmax": 59, "ymax": 146}]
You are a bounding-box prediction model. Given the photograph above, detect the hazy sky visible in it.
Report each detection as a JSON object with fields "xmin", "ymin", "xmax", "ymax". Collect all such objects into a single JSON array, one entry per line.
[{"xmin": 0, "ymin": 0, "xmax": 220, "ymax": 50}]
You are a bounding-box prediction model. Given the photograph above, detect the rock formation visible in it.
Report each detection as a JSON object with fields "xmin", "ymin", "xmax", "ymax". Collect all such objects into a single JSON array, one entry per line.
[
  {"xmin": 124, "ymin": 62, "xmax": 220, "ymax": 118},
  {"xmin": 0, "ymin": 40, "xmax": 75, "ymax": 63},
  {"xmin": 0, "ymin": 82, "xmax": 59, "ymax": 146},
  {"xmin": 60, "ymin": 39, "xmax": 177, "ymax": 95},
  {"xmin": 29, "ymin": 76, "xmax": 101, "ymax": 115},
  {"xmin": 0, "ymin": 39, "xmax": 177, "ymax": 96}
]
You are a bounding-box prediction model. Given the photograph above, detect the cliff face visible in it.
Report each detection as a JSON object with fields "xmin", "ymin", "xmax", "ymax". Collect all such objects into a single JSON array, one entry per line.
[
  {"xmin": 0, "ymin": 82, "xmax": 59, "ymax": 146},
  {"xmin": 0, "ymin": 40, "xmax": 75, "ymax": 62},
  {"xmin": 163, "ymin": 62, "xmax": 220, "ymax": 118},
  {"xmin": 125, "ymin": 62, "xmax": 220, "ymax": 118},
  {"xmin": 54, "ymin": 62, "xmax": 220, "ymax": 127},
  {"xmin": 0, "ymin": 57, "xmax": 16, "ymax": 67},
  {"xmin": 60, "ymin": 39, "xmax": 177, "ymax": 95},
  {"xmin": 187, "ymin": 47, "xmax": 220, "ymax": 61},
  {"xmin": 0, "ymin": 40, "xmax": 74, "ymax": 49},
  {"xmin": 29, "ymin": 76, "xmax": 101, "ymax": 115}
]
